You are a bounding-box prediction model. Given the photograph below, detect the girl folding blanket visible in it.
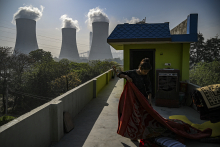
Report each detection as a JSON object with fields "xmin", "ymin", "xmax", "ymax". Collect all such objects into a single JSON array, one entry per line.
[{"xmin": 117, "ymin": 82, "xmax": 212, "ymax": 145}]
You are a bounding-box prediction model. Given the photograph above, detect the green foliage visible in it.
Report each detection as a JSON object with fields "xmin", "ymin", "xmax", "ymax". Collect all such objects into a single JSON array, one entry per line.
[
  {"xmin": 29, "ymin": 49, "xmax": 53, "ymax": 63},
  {"xmin": 70, "ymin": 60, "xmax": 119, "ymax": 83},
  {"xmin": 50, "ymin": 72, "xmax": 81, "ymax": 95},
  {"xmin": 58, "ymin": 59, "xmax": 71, "ymax": 75},
  {"xmin": 0, "ymin": 47, "xmax": 13, "ymax": 80},
  {"xmin": 204, "ymin": 35, "xmax": 220, "ymax": 62},
  {"xmin": 105, "ymin": 58, "xmax": 123, "ymax": 65},
  {"xmin": 190, "ymin": 33, "xmax": 220, "ymax": 68},
  {"xmin": 69, "ymin": 62, "xmax": 90, "ymax": 70},
  {"xmin": 0, "ymin": 115, "xmax": 16, "ymax": 126},
  {"xmin": 0, "ymin": 47, "xmax": 119, "ymax": 117},
  {"xmin": 189, "ymin": 60, "xmax": 220, "ymax": 87},
  {"xmin": 190, "ymin": 33, "xmax": 205, "ymax": 67}
]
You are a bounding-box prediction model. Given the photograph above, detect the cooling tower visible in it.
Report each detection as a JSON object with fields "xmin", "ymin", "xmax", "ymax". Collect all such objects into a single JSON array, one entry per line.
[
  {"xmin": 89, "ymin": 32, "xmax": 93, "ymax": 48},
  {"xmin": 89, "ymin": 22, "xmax": 113, "ymax": 60},
  {"xmin": 14, "ymin": 18, "xmax": 39, "ymax": 54},
  {"xmin": 88, "ymin": 32, "xmax": 93, "ymax": 55},
  {"xmin": 59, "ymin": 28, "xmax": 80, "ymax": 61}
]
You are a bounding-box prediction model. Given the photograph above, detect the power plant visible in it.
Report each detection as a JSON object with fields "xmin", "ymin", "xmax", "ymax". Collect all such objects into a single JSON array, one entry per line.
[
  {"xmin": 89, "ymin": 22, "xmax": 113, "ymax": 60},
  {"xmin": 59, "ymin": 28, "xmax": 80, "ymax": 61},
  {"xmin": 12, "ymin": 6, "xmax": 113, "ymax": 61},
  {"xmin": 14, "ymin": 18, "xmax": 39, "ymax": 54},
  {"xmin": 89, "ymin": 32, "xmax": 93, "ymax": 48},
  {"xmin": 88, "ymin": 32, "xmax": 93, "ymax": 56}
]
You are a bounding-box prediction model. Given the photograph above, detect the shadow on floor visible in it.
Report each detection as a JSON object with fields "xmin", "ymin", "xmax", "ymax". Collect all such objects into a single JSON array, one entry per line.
[
  {"xmin": 51, "ymin": 78, "xmax": 120, "ymax": 147},
  {"xmin": 121, "ymin": 141, "xmax": 139, "ymax": 147}
]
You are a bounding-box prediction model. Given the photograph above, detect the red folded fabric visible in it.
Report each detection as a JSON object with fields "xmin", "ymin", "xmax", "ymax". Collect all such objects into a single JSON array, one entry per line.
[{"xmin": 117, "ymin": 82, "xmax": 212, "ymax": 146}]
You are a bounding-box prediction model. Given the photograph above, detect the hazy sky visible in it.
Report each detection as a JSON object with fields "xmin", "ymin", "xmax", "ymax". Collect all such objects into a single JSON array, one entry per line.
[{"xmin": 0, "ymin": 0, "xmax": 219, "ymax": 58}]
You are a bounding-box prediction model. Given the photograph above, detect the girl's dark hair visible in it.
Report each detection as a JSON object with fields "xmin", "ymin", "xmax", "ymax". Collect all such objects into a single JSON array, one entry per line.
[{"xmin": 138, "ymin": 58, "xmax": 152, "ymax": 70}]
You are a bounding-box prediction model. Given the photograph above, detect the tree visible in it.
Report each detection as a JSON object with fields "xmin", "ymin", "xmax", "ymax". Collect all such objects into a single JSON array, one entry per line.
[
  {"xmin": 9, "ymin": 50, "xmax": 34, "ymax": 110},
  {"xmin": 23, "ymin": 49, "xmax": 57, "ymax": 97},
  {"xmin": 190, "ymin": 33, "xmax": 220, "ymax": 68},
  {"xmin": 58, "ymin": 58, "xmax": 71, "ymax": 76},
  {"xmin": 0, "ymin": 47, "xmax": 14, "ymax": 114},
  {"xmin": 189, "ymin": 60, "xmax": 220, "ymax": 87},
  {"xmin": 190, "ymin": 32, "xmax": 205, "ymax": 68},
  {"xmin": 50, "ymin": 72, "xmax": 81, "ymax": 96},
  {"xmin": 29, "ymin": 49, "xmax": 53, "ymax": 63},
  {"xmin": 70, "ymin": 60, "xmax": 119, "ymax": 83},
  {"xmin": 23, "ymin": 52, "xmax": 73, "ymax": 98},
  {"xmin": 0, "ymin": 48, "xmax": 120, "ymax": 118},
  {"xmin": 204, "ymin": 34, "xmax": 220, "ymax": 62}
]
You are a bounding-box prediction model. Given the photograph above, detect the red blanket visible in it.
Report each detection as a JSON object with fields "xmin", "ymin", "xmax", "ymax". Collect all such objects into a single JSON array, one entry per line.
[{"xmin": 117, "ymin": 82, "xmax": 212, "ymax": 146}]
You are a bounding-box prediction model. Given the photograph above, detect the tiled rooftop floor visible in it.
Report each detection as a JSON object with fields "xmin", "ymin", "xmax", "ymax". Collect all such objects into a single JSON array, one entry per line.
[{"xmin": 51, "ymin": 78, "xmax": 219, "ymax": 147}]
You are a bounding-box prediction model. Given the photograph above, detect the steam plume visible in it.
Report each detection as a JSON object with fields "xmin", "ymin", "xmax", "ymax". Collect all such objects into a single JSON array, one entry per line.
[
  {"xmin": 125, "ymin": 17, "xmax": 140, "ymax": 24},
  {"xmin": 60, "ymin": 14, "xmax": 80, "ymax": 32},
  {"xmin": 86, "ymin": 7, "xmax": 109, "ymax": 26},
  {"xmin": 12, "ymin": 5, "xmax": 44, "ymax": 24}
]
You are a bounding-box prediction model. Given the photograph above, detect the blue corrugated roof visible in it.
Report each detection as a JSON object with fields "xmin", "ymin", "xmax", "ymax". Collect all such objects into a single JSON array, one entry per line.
[{"xmin": 108, "ymin": 23, "xmax": 171, "ymax": 39}]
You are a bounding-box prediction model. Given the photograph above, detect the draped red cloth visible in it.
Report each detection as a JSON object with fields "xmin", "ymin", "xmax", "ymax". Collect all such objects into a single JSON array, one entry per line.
[{"xmin": 117, "ymin": 82, "xmax": 212, "ymax": 146}]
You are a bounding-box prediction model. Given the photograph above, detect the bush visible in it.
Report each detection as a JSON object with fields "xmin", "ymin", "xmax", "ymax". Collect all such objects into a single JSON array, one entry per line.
[
  {"xmin": 189, "ymin": 60, "xmax": 220, "ymax": 87},
  {"xmin": 0, "ymin": 115, "xmax": 16, "ymax": 126}
]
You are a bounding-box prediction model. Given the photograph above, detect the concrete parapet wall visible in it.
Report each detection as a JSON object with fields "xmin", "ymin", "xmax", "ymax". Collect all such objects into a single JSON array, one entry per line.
[
  {"xmin": 186, "ymin": 82, "xmax": 201, "ymax": 110},
  {"xmin": 170, "ymin": 19, "xmax": 187, "ymax": 35},
  {"xmin": 0, "ymin": 69, "xmax": 113, "ymax": 147},
  {"xmin": 96, "ymin": 73, "xmax": 107, "ymax": 95},
  {"xmin": 96, "ymin": 70, "xmax": 113, "ymax": 95},
  {"xmin": 0, "ymin": 103, "xmax": 52, "ymax": 147}
]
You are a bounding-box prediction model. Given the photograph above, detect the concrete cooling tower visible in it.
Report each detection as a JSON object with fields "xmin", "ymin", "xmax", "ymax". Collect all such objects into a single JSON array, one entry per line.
[
  {"xmin": 59, "ymin": 28, "xmax": 80, "ymax": 61},
  {"xmin": 14, "ymin": 18, "xmax": 39, "ymax": 54},
  {"xmin": 89, "ymin": 32, "xmax": 93, "ymax": 48},
  {"xmin": 89, "ymin": 22, "xmax": 113, "ymax": 60},
  {"xmin": 88, "ymin": 32, "xmax": 93, "ymax": 55}
]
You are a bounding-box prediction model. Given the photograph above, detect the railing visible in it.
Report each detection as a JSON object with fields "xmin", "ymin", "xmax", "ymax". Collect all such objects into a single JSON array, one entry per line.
[{"xmin": 0, "ymin": 69, "xmax": 113, "ymax": 147}]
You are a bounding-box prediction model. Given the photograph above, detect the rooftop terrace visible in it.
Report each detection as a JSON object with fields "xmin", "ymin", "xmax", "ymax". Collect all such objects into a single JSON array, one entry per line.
[{"xmin": 50, "ymin": 78, "xmax": 219, "ymax": 147}]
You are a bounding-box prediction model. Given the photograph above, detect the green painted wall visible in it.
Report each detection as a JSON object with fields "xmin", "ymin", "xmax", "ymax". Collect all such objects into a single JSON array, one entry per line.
[
  {"xmin": 97, "ymin": 73, "xmax": 107, "ymax": 95},
  {"xmin": 108, "ymin": 70, "xmax": 112, "ymax": 81},
  {"xmin": 96, "ymin": 70, "xmax": 113, "ymax": 95},
  {"xmin": 122, "ymin": 43, "xmax": 190, "ymax": 90},
  {"xmin": 181, "ymin": 43, "xmax": 190, "ymax": 81}
]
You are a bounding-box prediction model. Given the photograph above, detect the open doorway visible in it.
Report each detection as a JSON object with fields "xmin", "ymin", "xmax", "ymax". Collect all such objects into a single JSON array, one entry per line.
[{"xmin": 130, "ymin": 49, "xmax": 155, "ymax": 98}]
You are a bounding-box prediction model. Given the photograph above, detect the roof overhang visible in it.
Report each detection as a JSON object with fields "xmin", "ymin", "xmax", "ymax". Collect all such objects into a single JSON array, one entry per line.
[
  {"xmin": 108, "ymin": 35, "xmax": 196, "ymax": 50},
  {"xmin": 109, "ymin": 41, "xmax": 172, "ymax": 45},
  {"xmin": 108, "ymin": 39, "xmax": 193, "ymax": 50},
  {"xmin": 107, "ymin": 38, "xmax": 171, "ymax": 43},
  {"xmin": 107, "ymin": 14, "xmax": 198, "ymax": 50}
]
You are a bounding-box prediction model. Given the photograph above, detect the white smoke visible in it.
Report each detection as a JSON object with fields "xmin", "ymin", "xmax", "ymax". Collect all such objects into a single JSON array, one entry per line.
[
  {"xmin": 12, "ymin": 5, "xmax": 44, "ymax": 24},
  {"xmin": 124, "ymin": 17, "xmax": 140, "ymax": 24},
  {"xmin": 86, "ymin": 7, "xmax": 109, "ymax": 26},
  {"xmin": 60, "ymin": 14, "xmax": 80, "ymax": 32}
]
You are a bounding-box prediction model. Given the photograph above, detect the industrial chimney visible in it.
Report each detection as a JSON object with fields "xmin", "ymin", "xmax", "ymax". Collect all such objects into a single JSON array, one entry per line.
[
  {"xmin": 59, "ymin": 28, "xmax": 80, "ymax": 61},
  {"xmin": 89, "ymin": 22, "xmax": 113, "ymax": 60},
  {"xmin": 14, "ymin": 18, "xmax": 39, "ymax": 54}
]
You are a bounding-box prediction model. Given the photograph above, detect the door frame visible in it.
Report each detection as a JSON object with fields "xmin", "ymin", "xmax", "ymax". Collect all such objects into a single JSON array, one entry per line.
[{"xmin": 130, "ymin": 49, "xmax": 156, "ymax": 98}]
